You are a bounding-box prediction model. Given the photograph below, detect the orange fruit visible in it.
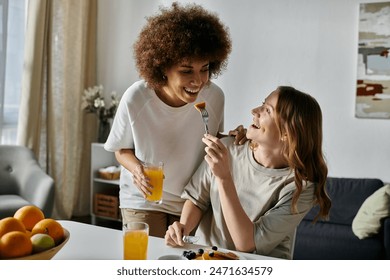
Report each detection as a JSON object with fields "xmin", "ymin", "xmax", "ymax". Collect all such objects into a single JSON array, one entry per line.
[
  {"xmin": 0, "ymin": 231, "xmax": 32, "ymax": 259},
  {"xmin": 0, "ymin": 217, "xmax": 26, "ymax": 238},
  {"xmin": 14, "ymin": 205, "xmax": 45, "ymax": 231},
  {"xmin": 31, "ymin": 218, "xmax": 64, "ymax": 245}
]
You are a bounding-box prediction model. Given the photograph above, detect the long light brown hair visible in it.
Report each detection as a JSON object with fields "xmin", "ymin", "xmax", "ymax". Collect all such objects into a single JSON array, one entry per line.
[{"xmin": 275, "ymin": 86, "xmax": 331, "ymax": 221}]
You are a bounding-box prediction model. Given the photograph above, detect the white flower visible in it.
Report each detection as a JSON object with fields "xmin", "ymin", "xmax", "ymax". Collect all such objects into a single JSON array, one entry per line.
[
  {"xmin": 94, "ymin": 98, "xmax": 105, "ymax": 109},
  {"xmin": 82, "ymin": 85, "xmax": 119, "ymax": 122}
]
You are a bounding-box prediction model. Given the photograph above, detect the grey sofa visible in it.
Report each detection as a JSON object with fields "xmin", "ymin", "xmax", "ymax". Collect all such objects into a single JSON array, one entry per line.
[
  {"xmin": 294, "ymin": 177, "xmax": 389, "ymax": 260},
  {"xmin": 0, "ymin": 145, "xmax": 55, "ymax": 218}
]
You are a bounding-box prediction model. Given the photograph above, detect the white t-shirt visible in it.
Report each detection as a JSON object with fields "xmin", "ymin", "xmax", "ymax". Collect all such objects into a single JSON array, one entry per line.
[
  {"xmin": 182, "ymin": 137, "xmax": 315, "ymax": 259},
  {"xmin": 104, "ymin": 80, "xmax": 224, "ymax": 215}
]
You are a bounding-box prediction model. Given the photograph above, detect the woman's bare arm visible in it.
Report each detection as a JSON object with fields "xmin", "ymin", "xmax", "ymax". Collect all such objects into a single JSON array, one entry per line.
[
  {"xmin": 202, "ymin": 134, "xmax": 255, "ymax": 252},
  {"xmin": 165, "ymin": 200, "xmax": 203, "ymax": 246}
]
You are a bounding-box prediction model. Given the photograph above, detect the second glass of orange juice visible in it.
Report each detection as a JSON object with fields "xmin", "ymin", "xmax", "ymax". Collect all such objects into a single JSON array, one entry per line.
[
  {"xmin": 123, "ymin": 222, "xmax": 149, "ymax": 260},
  {"xmin": 143, "ymin": 161, "xmax": 164, "ymax": 204}
]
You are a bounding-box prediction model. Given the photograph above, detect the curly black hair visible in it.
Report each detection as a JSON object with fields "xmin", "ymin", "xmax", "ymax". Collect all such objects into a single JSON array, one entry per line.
[{"xmin": 133, "ymin": 2, "xmax": 232, "ymax": 89}]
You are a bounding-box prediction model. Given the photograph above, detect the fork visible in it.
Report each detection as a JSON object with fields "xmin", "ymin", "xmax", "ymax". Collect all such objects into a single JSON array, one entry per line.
[
  {"xmin": 182, "ymin": 235, "xmax": 200, "ymax": 244},
  {"xmin": 199, "ymin": 107, "xmax": 209, "ymax": 134}
]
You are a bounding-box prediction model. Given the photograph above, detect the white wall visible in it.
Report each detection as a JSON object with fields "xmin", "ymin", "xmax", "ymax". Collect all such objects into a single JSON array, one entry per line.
[{"xmin": 97, "ymin": 0, "xmax": 390, "ymax": 183}]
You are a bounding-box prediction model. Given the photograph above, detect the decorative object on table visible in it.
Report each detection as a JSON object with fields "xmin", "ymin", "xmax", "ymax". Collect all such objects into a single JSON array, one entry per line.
[
  {"xmin": 82, "ymin": 85, "xmax": 119, "ymax": 142},
  {"xmin": 355, "ymin": 2, "xmax": 390, "ymax": 119}
]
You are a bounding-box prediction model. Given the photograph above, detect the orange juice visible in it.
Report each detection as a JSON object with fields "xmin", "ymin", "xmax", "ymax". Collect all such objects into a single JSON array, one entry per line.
[
  {"xmin": 143, "ymin": 162, "xmax": 164, "ymax": 204},
  {"xmin": 123, "ymin": 227, "xmax": 148, "ymax": 260}
]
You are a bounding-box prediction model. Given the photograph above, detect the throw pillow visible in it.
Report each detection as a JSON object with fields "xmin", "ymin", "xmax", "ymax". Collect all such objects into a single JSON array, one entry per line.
[{"xmin": 352, "ymin": 184, "xmax": 390, "ymax": 239}]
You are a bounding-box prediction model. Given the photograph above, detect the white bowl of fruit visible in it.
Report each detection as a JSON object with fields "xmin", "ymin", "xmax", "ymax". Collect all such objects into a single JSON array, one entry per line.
[{"xmin": 0, "ymin": 205, "xmax": 69, "ymax": 260}]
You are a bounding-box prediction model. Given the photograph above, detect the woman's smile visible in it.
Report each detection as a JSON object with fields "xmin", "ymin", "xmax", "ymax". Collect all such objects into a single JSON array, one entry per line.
[
  {"xmin": 251, "ymin": 122, "xmax": 261, "ymax": 129},
  {"xmin": 184, "ymin": 87, "xmax": 201, "ymax": 96}
]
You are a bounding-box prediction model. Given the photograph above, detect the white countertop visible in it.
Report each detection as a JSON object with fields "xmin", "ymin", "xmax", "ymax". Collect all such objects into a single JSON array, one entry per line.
[{"xmin": 55, "ymin": 220, "xmax": 277, "ymax": 260}]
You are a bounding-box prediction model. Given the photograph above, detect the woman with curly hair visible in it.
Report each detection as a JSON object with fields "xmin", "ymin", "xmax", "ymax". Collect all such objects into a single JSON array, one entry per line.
[
  {"xmin": 104, "ymin": 2, "xmax": 245, "ymax": 237},
  {"xmin": 165, "ymin": 86, "xmax": 331, "ymax": 259}
]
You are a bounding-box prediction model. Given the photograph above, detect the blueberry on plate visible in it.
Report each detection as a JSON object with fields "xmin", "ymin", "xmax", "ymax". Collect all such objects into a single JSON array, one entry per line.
[{"xmin": 189, "ymin": 251, "xmax": 197, "ymax": 259}]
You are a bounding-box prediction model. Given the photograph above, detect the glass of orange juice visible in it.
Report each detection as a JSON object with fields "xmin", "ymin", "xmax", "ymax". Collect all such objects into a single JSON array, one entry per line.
[
  {"xmin": 123, "ymin": 222, "xmax": 149, "ymax": 260},
  {"xmin": 143, "ymin": 161, "xmax": 164, "ymax": 204}
]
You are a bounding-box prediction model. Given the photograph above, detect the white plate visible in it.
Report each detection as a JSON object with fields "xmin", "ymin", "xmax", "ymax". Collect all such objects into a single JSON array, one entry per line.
[{"xmin": 158, "ymin": 254, "xmax": 187, "ymax": 260}]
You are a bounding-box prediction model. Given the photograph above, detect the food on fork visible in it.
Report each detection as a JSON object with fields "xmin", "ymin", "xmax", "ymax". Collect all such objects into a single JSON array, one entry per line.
[
  {"xmin": 182, "ymin": 246, "xmax": 239, "ymax": 260},
  {"xmin": 194, "ymin": 101, "xmax": 206, "ymax": 112}
]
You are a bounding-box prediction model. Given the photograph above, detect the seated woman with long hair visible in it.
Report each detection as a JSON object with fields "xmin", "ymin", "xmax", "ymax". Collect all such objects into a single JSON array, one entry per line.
[{"xmin": 165, "ymin": 86, "xmax": 331, "ymax": 259}]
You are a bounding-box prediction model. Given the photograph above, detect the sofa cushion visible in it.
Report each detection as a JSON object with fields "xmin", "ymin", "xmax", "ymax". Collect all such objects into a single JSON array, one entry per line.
[
  {"xmin": 0, "ymin": 175, "xmax": 18, "ymax": 195},
  {"xmin": 352, "ymin": 184, "xmax": 390, "ymax": 239},
  {"xmin": 304, "ymin": 177, "xmax": 384, "ymax": 225},
  {"xmin": 294, "ymin": 219, "xmax": 385, "ymax": 259},
  {"xmin": 0, "ymin": 195, "xmax": 31, "ymax": 219}
]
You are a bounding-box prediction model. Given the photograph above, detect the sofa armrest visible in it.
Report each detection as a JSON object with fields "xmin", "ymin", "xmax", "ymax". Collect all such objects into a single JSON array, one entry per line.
[
  {"xmin": 384, "ymin": 218, "xmax": 390, "ymax": 259},
  {"xmin": 19, "ymin": 163, "xmax": 55, "ymax": 217}
]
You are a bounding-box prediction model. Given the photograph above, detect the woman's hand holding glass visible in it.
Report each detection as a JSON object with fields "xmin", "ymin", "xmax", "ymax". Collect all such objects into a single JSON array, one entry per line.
[
  {"xmin": 132, "ymin": 164, "xmax": 152, "ymax": 199},
  {"xmin": 132, "ymin": 161, "xmax": 164, "ymax": 204}
]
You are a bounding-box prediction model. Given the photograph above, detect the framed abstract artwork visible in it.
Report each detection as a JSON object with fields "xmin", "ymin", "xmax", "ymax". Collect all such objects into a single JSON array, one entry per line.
[{"xmin": 356, "ymin": 2, "xmax": 390, "ymax": 119}]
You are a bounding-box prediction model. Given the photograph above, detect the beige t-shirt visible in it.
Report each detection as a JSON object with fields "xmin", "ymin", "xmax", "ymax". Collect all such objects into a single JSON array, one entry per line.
[{"xmin": 182, "ymin": 137, "xmax": 315, "ymax": 259}]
